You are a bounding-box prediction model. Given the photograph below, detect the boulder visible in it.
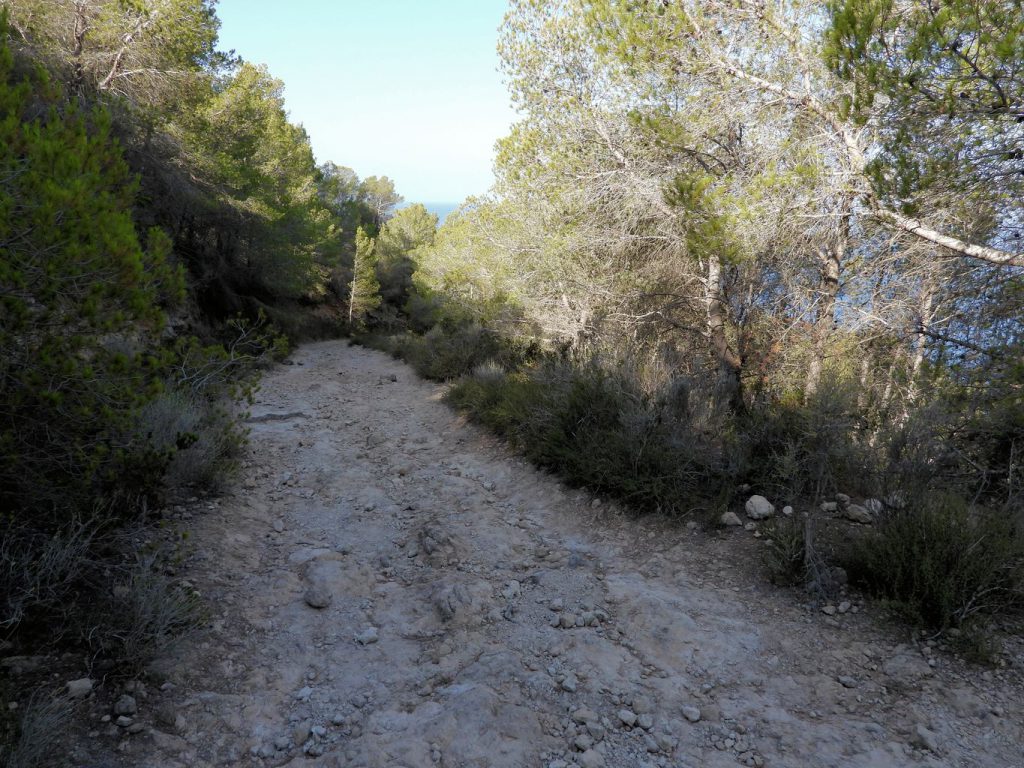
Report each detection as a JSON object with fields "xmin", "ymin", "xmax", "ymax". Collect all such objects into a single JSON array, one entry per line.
[
  {"xmin": 864, "ymin": 498, "xmax": 884, "ymax": 515},
  {"xmin": 843, "ymin": 504, "xmax": 874, "ymax": 524},
  {"xmin": 744, "ymin": 495, "xmax": 775, "ymax": 520}
]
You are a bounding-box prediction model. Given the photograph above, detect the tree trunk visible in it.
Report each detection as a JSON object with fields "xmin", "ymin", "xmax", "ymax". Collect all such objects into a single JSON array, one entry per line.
[
  {"xmin": 906, "ymin": 282, "xmax": 936, "ymax": 407},
  {"xmin": 805, "ymin": 205, "xmax": 849, "ymax": 399},
  {"xmin": 804, "ymin": 244, "xmax": 842, "ymax": 399},
  {"xmin": 348, "ymin": 253, "xmax": 358, "ymax": 325},
  {"xmin": 705, "ymin": 253, "xmax": 743, "ymax": 411},
  {"xmin": 857, "ymin": 348, "xmax": 873, "ymax": 412},
  {"xmin": 71, "ymin": 1, "xmax": 89, "ymax": 92}
]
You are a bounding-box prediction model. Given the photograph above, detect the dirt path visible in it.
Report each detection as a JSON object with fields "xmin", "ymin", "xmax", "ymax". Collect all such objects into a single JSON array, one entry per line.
[{"xmin": 84, "ymin": 341, "xmax": 1022, "ymax": 768}]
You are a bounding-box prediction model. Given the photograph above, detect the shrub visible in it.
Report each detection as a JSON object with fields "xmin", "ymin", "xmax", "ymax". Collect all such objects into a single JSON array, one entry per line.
[
  {"xmin": 0, "ymin": 514, "xmax": 100, "ymax": 637},
  {"xmin": 402, "ymin": 325, "xmax": 503, "ymax": 380},
  {"xmin": 762, "ymin": 514, "xmax": 808, "ymax": 586},
  {"xmin": 0, "ymin": 690, "xmax": 72, "ymax": 768},
  {"xmin": 736, "ymin": 376, "xmax": 875, "ymax": 503},
  {"xmin": 0, "ymin": 30, "xmax": 185, "ymax": 521},
  {"xmin": 0, "ymin": 512, "xmax": 202, "ymax": 672},
  {"xmin": 845, "ymin": 493, "xmax": 1024, "ymax": 630},
  {"xmin": 83, "ymin": 558, "xmax": 204, "ymax": 674},
  {"xmin": 448, "ymin": 358, "xmax": 730, "ymax": 516},
  {"xmin": 134, "ymin": 390, "xmax": 241, "ymax": 493}
]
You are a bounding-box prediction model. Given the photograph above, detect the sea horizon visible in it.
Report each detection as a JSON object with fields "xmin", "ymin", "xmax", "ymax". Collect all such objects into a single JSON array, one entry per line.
[{"xmin": 402, "ymin": 201, "xmax": 459, "ymax": 225}]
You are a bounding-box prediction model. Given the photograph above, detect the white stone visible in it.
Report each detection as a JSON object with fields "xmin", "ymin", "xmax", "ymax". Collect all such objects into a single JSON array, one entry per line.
[
  {"xmin": 720, "ymin": 511, "xmax": 743, "ymax": 527},
  {"xmin": 744, "ymin": 495, "xmax": 775, "ymax": 520},
  {"xmin": 355, "ymin": 627, "xmax": 379, "ymax": 645}
]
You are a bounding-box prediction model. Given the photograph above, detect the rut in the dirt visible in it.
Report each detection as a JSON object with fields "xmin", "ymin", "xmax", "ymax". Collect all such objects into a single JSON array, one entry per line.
[{"xmin": 76, "ymin": 341, "xmax": 1022, "ymax": 768}]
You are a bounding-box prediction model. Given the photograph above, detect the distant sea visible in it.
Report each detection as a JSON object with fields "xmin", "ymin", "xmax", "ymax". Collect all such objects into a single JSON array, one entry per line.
[{"xmin": 415, "ymin": 201, "xmax": 459, "ymax": 225}]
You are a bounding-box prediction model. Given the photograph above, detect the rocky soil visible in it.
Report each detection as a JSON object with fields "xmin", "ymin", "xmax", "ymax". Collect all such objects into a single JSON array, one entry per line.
[{"xmin": 69, "ymin": 340, "xmax": 1023, "ymax": 767}]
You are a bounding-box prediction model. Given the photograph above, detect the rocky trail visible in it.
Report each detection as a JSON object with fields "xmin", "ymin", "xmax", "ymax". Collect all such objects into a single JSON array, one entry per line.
[{"xmin": 77, "ymin": 341, "xmax": 1022, "ymax": 768}]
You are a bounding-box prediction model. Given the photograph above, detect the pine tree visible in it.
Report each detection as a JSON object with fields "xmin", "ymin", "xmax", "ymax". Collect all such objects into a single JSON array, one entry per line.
[
  {"xmin": 0, "ymin": 18, "xmax": 183, "ymax": 516},
  {"xmin": 348, "ymin": 227, "xmax": 381, "ymax": 327}
]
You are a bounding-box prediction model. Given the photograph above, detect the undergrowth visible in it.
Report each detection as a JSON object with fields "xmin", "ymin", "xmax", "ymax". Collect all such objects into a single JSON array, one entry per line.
[
  {"xmin": 367, "ymin": 319, "xmax": 1024, "ymax": 651},
  {"xmin": 844, "ymin": 494, "xmax": 1024, "ymax": 632}
]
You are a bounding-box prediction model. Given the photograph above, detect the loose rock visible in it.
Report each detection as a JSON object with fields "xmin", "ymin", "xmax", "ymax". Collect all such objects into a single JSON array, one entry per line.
[
  {"xmin": 842, "ymin": 504, "xmax": 874, "ymax": 524},
  {"xmin": 355, "ymin": 627, "xmax": 379, "ymax": 645},
  {"xmin": 572, "ymin": 708, "xmax": 599, "ymax": 725},
  {"xmin": 304, "ymin": 585, "xmax": 332, "ymax": 609},
  {"xmin": 744, "ymin": 495, "xmax": 775, "ymax": 520},
  {"xmin": 66, "ymin": 679, "xmax": 93, "ymax": 699},
  {"xmin": 113, "ymin": 695, "xmax": 137, "ymax": 716},
  {"xmin": 864, "ymin": 498, "xmax": 884, "ymax": 515},
  {"xmin": 914, "ymin": 724, "xmax": 940, "ymax": 752},
  {"xmin": 720, "ymin": 511, "xmax": 743, "ymax": 527}
]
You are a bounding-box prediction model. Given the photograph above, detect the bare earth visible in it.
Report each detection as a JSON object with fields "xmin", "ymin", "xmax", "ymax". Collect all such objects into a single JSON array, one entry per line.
[{"xmin": 83, "ymin": 340, "xmax": 1023, "ymax": 768}]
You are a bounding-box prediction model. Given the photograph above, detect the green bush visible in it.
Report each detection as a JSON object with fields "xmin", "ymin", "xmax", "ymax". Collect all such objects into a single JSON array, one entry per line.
[
  {"xmin": 762, "ymin": 514, "xmax": 809, "ymax": 586},
  {"xmin": 736, "ymin": 376, "xmax": 875, "ymax": 503},
  {"xmin": 448, "ymin": 358, "xmax": 730, "ymax": 516},
  {"xmin": 845, "ymin": 493, "xmax": 1024, "ymax": 630},
  {"xmin": 0, "ymin": 27, "xmax": 183, "ymax": 520},
  {"xmin": 414, "ymin": 325, "xmax": 500, "ymax": 380},
  {"xmin": 134, "ymin": 389, "xmax": 241, "ymax": 493}
]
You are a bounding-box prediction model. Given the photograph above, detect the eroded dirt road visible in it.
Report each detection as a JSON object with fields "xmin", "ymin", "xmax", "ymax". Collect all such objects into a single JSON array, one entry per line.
[{"xmin": 85, "ymin": 341, "xmax": 1023, "ymax": 767}]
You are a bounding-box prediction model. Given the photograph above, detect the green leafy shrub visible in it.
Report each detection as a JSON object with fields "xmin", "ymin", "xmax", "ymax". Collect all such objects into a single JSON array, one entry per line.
[
  {"xmin": 762, "ymin": 514, "xmax": 808, "ymax": 586},
  {"xmin": 0, "ymin": 28, "xmax": 183, "ymax": 520},
  {"xmin": 396, "ymin": 324, "xmax": 505, "ymax": 381},
  {"xmin": 736, "ymin": 376, "xmax": 875, "ymax": 503},
  {"xmin": 448, "ymin": 358, "xmax": 730, "ymax": 516},
  {"xmin": 845, "ymin": 493, "xmax": 1024, "ymax": 630}
]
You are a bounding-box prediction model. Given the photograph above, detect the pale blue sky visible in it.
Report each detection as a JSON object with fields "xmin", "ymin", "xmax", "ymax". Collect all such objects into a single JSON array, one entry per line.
[{"xmin": 215, "ymin": 0, "xmax": 517, "ymax": 204}]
